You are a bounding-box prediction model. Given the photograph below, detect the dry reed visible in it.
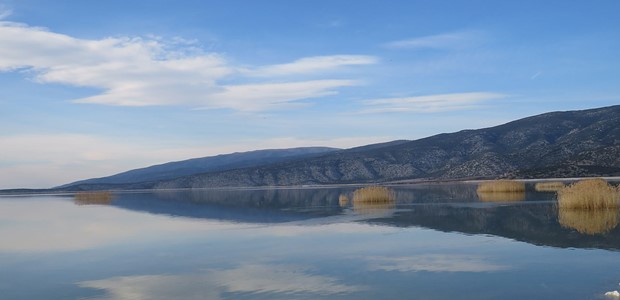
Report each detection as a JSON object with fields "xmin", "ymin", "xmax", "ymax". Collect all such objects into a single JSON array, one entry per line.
[
  {"xmin": 351, "ymin": 186, "xmax": 396, "ymax": 216},
  {"xmin": 558, "ymin": 208, "xmax": 619, "ymax": 235},
  {"xmin": 557, "ymin": 179, "xmax": 619, "ymax": 210},
  {"xmin": 534, "ymin": 181, "xmax": 565, "ymax": 192},
  {"xmin": 338, "ymin": 194, "xmax": 349, "ymax": 207},
  {"xmin": 477, "ymin": 180, "xmax": 525, "ymax": 193},
  {"xmin": 352, "ymin": 186, "xmax": 395, "ymax": 203},
  {"xmin": 74, "ymin": 191, "xmax": 115, "ymax": 206}
]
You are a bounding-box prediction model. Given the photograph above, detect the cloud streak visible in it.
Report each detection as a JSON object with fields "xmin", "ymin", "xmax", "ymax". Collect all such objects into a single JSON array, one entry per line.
[
  {"xmin": 385, "ymin": 31, "xmax": 483, "ymax": 50},
  {"xmin": 360, "ymin": 92, "xmax": 506, "ymax": 113},
  {"xmin": 242, "ymin": 55, "xmax": 378, "ymax": 77},
  {"xmin": 0, "ymin": 22, "xmax": 373, "ymax": 111}
]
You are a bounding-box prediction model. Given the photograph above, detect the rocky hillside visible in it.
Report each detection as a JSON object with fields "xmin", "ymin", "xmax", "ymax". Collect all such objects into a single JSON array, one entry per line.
[
  {"xmin": 60, "ymin": 105, "xmax": 620, "ymax": 190},
  {"xmin": 58, "ymin": 147, "xmax": 339, "ymax": 188}
]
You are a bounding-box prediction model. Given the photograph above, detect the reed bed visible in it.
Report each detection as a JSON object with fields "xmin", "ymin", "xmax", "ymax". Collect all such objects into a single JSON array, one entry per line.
[
  {"xmin": 558, "ymin": 208, "xmax": 619, "ymax": 235},
  {"xmin": 477, "ymin": 180, "xmax": 525, "ymax": 193},
  {"xmin": 557, "ymin": 179, "xmax": 620, "ymax": 210},
  {"xmin": 534, "ymin": 181, "xmax": 565, "ymax": 192},
  {"xmin": 74, "ymin": 191, "xmax": 115, "ymax": 206},
  {"xmin": 352, "ymin": 186, "xmax": 396, "ymax": 203},
  {"xmin": 351, "ymin": 186, "xmax": 396, "ymax": 215},
  {"xmin": 338, "ymin": 194, "xmax": 349, "ymax": 207}
]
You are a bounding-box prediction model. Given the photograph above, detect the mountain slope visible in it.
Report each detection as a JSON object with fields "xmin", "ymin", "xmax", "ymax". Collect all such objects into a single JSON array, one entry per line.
[
  {"xmin": 59, "ymin": 147, "xmax": 339, "ymax": 188},
  {"xmin": 152, "ymin": 105, "xmax": 620, "ymax": 188},
  {"xmin": 59, "ymin": 105, "xmax": 620, "ymax": 190}
]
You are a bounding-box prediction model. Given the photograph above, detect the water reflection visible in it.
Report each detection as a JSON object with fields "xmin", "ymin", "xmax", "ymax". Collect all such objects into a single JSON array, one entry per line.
[
  {"xmin": 365, "ymin": 254, "xmax": 509, "ymax": 273},
  {"xmin": 476, "ymin": 191, "xmax": 525, "ymax": 202},
  {"xmin": 74, "ymin": 191, "xmax": 115, "ymax": 206},
  {"xmin": 79, "ymin": 263, "xmax": 364, "ymax": 300},
  {"xmin": 558, "ymin": 208, "xmax": 619, "ymax": 235}
]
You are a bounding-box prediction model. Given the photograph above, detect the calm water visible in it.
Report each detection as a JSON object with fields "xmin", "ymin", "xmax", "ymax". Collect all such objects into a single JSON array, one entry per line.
[{"xmin": 1, "ymin": 184, "xmax": 619, "ymax": 300}]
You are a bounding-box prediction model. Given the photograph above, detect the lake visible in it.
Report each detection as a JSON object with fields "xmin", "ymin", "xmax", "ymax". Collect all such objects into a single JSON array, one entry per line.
[{"xmin": 1, "ymin": 183, "xmax": 619, "ymax": 299}]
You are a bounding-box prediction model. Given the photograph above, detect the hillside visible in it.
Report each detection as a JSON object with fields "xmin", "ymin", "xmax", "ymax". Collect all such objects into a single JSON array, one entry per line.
[
  {"xmin": 58, "ymin": 147, "xmax": 339, "ymax": 188},
  {"xmin": 60, "ymin": 105, "xmax": 620, "ymax": 190}
]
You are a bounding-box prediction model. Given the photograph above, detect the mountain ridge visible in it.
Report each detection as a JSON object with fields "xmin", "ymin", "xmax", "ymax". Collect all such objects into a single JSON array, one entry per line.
[{"xmin": 59, "ymin": 105, "xmax": 620, "ymax": 190}]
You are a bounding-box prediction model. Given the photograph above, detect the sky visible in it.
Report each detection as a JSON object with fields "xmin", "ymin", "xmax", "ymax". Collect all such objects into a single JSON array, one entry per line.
[{"xmin": 1, "ymin": 0, "xmax": 619, "ymax": 189}]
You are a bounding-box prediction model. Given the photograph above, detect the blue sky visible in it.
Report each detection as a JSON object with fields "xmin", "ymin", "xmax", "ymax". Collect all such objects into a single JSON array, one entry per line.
[{"xmin": 1, "ymin": 0, "xmax": 619, "ymax": 188}]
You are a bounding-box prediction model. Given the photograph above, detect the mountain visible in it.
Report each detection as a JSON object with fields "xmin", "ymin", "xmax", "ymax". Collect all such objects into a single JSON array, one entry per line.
[
  {"xmin": 58, "ymin": 147, "xmax": 339, "ymax": 189},
  {"xmin": 60, "ymin": 105, "xmax": 620, "ymax": 190}
]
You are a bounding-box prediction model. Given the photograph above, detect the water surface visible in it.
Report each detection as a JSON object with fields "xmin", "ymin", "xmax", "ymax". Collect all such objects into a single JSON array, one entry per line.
[{"xmin": 1, "ymin": 184, "xmax": 619, "ymax": 299}]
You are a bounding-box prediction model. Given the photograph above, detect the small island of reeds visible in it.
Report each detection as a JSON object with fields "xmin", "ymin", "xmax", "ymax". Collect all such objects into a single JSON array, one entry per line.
[
  {"xmin": 477, "ymin": 180, "xmax": 526, "ymax": 193},
  {"xmin": 557, "ymin": 178, "xmax": 619, "ymax": 210},
  {"xmin": 534, "ymin": 181, "xmax": 565, "ymax": 192},
  {"xmin": 352, "ymin": 186, "xmax": 395, "ymax": 203},
  {"xmin": 477, "ymin": 180, "xmax": 526, "ymax": 202}
]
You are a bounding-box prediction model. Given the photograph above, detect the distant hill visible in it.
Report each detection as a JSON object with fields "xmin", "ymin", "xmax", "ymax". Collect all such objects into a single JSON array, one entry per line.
[
  {"xmin": 57, "ymin": 147, "xmax": 339, "ymax": 189},
  {"xmin": 58, "ymin": 105, "xmax": 620, "ymax": 190}
]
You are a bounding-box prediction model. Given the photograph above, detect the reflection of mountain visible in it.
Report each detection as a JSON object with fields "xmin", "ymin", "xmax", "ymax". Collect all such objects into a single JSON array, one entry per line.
[
  {"xmin": 94, "ymin": 185, "xmax": 620, "ymax": 250},
  {"xmin": 108, "ymin": 188, "xmax": 351, "ymax": 224},
  {"xmin": 368, "ymin": 203, "xmax": 620, "ymax": 251}
]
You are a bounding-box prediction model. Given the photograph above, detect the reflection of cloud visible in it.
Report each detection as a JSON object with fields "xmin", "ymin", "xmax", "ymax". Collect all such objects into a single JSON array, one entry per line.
[
  {"xmin": 366, "ymin": 255, "xmax": 509, "ymax": 273},
  {"xmin": 79, "ymin": 264, "xmax": 363, "ymax": 299},
  {"xmin": 0, "ymin": 197, "xmax": 241, "ymax": 252}
]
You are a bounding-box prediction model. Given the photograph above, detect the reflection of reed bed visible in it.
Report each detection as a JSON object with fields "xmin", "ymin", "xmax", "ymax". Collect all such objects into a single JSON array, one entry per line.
[
  {"xmin": 477, "ymin": 180, "xmax": 525, "ymax": 193},
  {"xmin": 353, "ymin": 200, "xmax": 396, "ymax": 215},
  {"xmin": 476, "ymin": 180, "xmax": 525, "ymax": 202},
  {"xmin": 74, "ymin": 191, "xmax": 115, "ymax": 205},
  {"xmin": 535, "ymin": 181, "xmax": 565, "ymax": 192},
  {"xmin": 477, "ymin": 191, "xmax": 525, "ymax": 202},
  {"xmin": 558, "ymin": 208, "xmax": 619, "ymax": 235},
  {"xmin": 557, "ymin": 179, "xmax": 620, "ymax": 210}
]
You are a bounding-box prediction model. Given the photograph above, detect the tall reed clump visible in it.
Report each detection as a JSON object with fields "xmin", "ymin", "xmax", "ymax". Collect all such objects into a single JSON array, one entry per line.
[
  {"xmin": 74, "ymin": 191, "xmax": 115, "ymax": 205},
  {"xmin": 352, "ymin": 186, "xmax": 395, "ymax": 215},
  {"xmin": 535, "ymin": 181, "xmax": 565, "ymax": 192},
  {"xmin": 338, "ymin": 194, "xmax": 350, "ymax": 207},
  {"xmin": 556, "ymin": 179, "xmax": 620, "ymax": 210},
  {"xmin": 477, "ymin": 180, "xmax": 525, "ymax": 193},
  {"xmin": 352, "ymin": 186, "xmax": 395, "ymax": 203}
]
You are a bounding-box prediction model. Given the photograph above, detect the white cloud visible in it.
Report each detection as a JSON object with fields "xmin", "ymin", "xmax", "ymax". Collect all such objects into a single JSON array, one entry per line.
[
  {"xmin": 366, "ymin": 255, "xmax": 509, "ymax": 273},
  {"xmin": 360, "ymin": 92, "xmax": 507, "ymax": 113},
  {"xmin": 0, "ymin": 22, "xmax": 372, "ymax": 111},
  {"xmin": 242, "ymin": 55, "xmax": 378, "ymax": 77},
  {"xmin": 78, "ymin": 264, "xmax": 363, "ymax": 300},
  {"xmin": 385, "ymin": 31, "xmax": 483, "ymax": 50}
]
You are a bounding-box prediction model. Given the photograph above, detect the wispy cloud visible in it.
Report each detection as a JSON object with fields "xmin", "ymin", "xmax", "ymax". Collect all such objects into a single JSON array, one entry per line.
[
  {"xmin": 385, "ymin": 30, "xmax": 483, "ymax": 50},
  {"xmin": 360, "ymin": 92, "xmax": 507, "ymax": 113},
  {"xmin": 242, "ymin": 55, "xmax": 378, "ymax": 77},
  {"xmin": 0, "ymin": 22, "xmax": 372, "ymax": 111},
  {"xmin": 0, "ymin": 4, "xmax": 11, "ymax": 20}
]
